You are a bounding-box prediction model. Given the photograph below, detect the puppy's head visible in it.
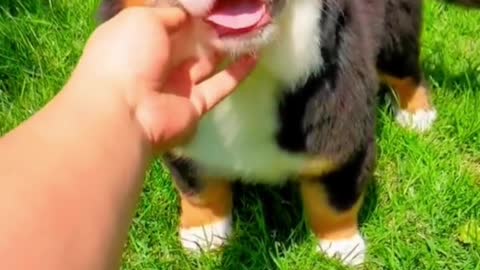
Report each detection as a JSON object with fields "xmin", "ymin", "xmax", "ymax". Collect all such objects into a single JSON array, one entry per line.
[{"xmin": 102, "ymin": 0, "xmax": 288, "ymax": 56}]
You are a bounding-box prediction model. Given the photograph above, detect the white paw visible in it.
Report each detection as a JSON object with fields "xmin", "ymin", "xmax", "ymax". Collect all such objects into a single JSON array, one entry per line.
[
  {"xmin": 395, "ymin": 108, "xmax": 437, "ymax": 132},
  {"xmin": 318, "ymin": 233, "xmax": 366, "ymax": 267},
  {"xmin": 180, "ymin": 216, "xmax": 232, "ymax": 252}
]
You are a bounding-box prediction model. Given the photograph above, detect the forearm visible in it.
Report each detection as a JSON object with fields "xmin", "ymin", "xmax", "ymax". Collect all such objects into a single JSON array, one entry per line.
[{"xmin": 0, "ymin": 76, "xmax": 152, "ymax": 269}]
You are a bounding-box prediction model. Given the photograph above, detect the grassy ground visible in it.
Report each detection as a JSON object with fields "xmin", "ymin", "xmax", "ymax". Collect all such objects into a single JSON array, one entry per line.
[{"xmin": 1, "ymin": 0, "xmax": 479, "ymax": 269}]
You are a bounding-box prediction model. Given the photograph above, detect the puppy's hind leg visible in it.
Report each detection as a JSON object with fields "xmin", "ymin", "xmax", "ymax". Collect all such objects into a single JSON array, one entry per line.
[{"xmin": 377, "ymin": 1, "xmax": 437, "ymax": 132}]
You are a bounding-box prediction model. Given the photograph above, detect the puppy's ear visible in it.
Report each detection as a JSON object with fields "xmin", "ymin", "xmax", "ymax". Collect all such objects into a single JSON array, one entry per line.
[{"xmin": 97, "ymin": 0, "xmax": 124, "ymax": 22}]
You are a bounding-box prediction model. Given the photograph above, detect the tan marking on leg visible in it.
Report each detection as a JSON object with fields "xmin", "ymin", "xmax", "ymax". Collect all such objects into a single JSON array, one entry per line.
[
  {"xmin": 300, "ymin": 180, "xmax": 366, "ymax": 265},
  {"xmin": 179, "ymin": 179, "xmax": 232, "ymax": 229},
  {"xmin": 300, "ymin": 180, "xmax": 362, "ymax": 240},
  {"xmin": 380, "ymin": 74, "xmax": 432, "ymax": 113},
  {"xmin": 176, "ymin": 178, "xmax": 232, "ymax": 251},
  {"xmin": 299, "ymin": 158, "xmax": 337, "ymax": 178}
]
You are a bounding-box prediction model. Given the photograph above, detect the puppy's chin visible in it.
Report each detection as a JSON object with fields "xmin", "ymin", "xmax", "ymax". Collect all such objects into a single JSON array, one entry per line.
[{"xmin": 216, "ymin": 25, "xmax": 278, "ymax": 58}]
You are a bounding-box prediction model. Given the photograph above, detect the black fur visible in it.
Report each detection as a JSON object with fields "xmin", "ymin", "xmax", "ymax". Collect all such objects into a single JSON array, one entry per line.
[
  {"xmin": 98, "ymin": 0, "xmax": 123, "ymax": 22},
  {"xmin": 276, "ymin": 0, "xmax": 379, "ymax": 211},
  {"xmin": 162, "ymin": 154, "xmax": 204, "ymax": 197},
  {"xmin": 376, "ymin": 0, "xmax": 424, "ymax": 81}
]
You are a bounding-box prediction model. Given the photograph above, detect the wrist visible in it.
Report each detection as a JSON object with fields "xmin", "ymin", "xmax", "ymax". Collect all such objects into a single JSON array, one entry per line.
[{"xmin": 58, "ymin": 70, "xmax": 155, "ymax": 162}]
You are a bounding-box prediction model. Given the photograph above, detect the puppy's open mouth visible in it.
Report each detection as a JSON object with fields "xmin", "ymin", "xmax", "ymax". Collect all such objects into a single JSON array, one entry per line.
[{"xmin": 204, "ymin": 0, "xmax": 272, "ymax": 38}]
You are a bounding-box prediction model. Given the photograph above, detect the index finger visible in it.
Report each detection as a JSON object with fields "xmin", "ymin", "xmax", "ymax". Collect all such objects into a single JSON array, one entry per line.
[{"xmin": 190, "ymin": 56, "xmax": 258, "ymax": 115}]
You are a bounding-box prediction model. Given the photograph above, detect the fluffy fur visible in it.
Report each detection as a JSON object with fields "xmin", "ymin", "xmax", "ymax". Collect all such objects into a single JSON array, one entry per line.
[
  {"xmin": 98, "ymin": 0, "xmax": 478, "ymax": 266},
  {"xmin": 180, "ymin": 216, "xmax": 232, "ymax": 251},
  {"xmin": 318, "ymin": 233, "xmax": 366, "ymax": 266}
]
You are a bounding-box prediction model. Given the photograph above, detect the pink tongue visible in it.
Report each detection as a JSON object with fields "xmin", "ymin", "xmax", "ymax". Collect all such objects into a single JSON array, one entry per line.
[{"xmin": 206, "ymin": 0, "xmax": 266, "ymax": 30}]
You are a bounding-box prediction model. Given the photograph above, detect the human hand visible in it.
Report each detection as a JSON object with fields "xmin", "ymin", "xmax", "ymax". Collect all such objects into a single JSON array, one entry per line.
[{"xmin": 72, "ymin": 7, "xmax": 257, "ymax": 153}]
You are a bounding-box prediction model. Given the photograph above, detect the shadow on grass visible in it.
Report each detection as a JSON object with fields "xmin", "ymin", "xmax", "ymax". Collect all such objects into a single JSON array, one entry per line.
[
  {"xmin": 216, "ymin": 178, "xmax": 379, "ymax": 269},
  {"xmin": 421, "ymin": 61, "xmax": 480, "ymax": 92}
]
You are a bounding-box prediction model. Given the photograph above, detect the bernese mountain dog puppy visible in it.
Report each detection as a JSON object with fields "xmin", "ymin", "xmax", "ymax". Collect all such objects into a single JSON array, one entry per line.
[{"xmin": 98, "ymin": 0, "xmax": 478, "ymax": 266}]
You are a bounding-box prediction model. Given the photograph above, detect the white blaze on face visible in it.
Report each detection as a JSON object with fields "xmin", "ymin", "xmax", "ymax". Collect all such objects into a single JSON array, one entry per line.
[{"xmin": 176, "ymin": 0, "xmax": 216, "ymax": 16}]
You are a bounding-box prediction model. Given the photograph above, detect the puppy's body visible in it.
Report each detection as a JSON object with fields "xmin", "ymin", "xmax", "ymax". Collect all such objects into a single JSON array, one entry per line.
[
  {"xmin": 99, "ymin": 0, "xmax": 476, "ymax": 266},
  {"xmin": 174, "ymin": 0, "xmax": 328, "ymax": 183}
]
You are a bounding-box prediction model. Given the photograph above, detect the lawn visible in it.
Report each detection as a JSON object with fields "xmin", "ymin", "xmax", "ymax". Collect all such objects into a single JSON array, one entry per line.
[{"xmin": 1, "ymin": 0, "xmax": 479, "ymax": 269}]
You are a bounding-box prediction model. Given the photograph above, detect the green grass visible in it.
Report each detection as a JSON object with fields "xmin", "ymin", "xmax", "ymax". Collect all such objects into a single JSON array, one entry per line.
[{"xmin": 1, "ymin": 0, "xmax": 479, "ymax": 269}]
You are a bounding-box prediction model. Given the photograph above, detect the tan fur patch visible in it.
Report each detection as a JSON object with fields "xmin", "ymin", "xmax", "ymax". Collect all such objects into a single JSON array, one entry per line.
[
  {"xmin": 381, "ymin": 74, "xmax": 432, "ymax": 113},
  {"xmin": 123, "ymin": 0, "xmax": 149, "ymax": 7},
  {"xmin": 300, "ymin": 180, "xmax": 362, "ymax": 240},
  {"xmin": 300, "ymin": 158, "xmax": 337, "ymax": 178},
  {"xmin": 123, "ymin": 0, "xmax": 174, "ymax": 8},
  {"xmin": 179, "ymin": 179, "xmax": 232, "ymax": 229}
]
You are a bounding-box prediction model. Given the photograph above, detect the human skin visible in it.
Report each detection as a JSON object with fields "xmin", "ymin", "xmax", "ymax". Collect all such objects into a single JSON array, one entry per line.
[{"xmin": 0, "ymin": 7, "xmax": 256, "ymax": 270}]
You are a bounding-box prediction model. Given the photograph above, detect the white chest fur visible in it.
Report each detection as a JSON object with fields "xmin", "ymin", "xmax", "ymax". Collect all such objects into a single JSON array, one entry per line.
[{"xmin": 175, "ymin": 0, "xmax": 324, "ymax": 183}]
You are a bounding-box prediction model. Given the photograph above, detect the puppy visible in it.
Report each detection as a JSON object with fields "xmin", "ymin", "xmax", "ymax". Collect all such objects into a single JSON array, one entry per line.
[{"xmin": 98, "ymin": 0, "xmax": 477, "ymax": 266}]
